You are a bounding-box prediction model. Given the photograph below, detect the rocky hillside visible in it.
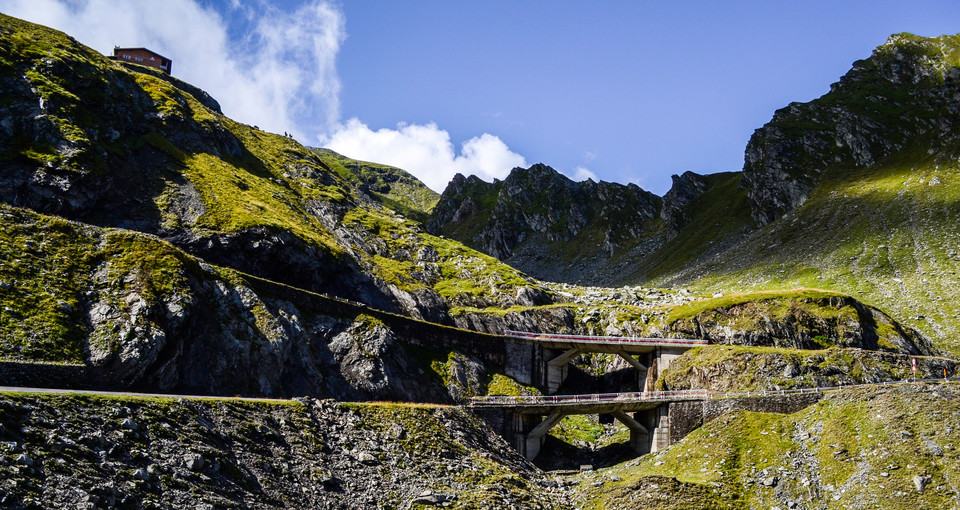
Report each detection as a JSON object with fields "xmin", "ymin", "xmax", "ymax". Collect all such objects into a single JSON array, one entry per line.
[
  {"xmin": 0, "ymin": 13, "xmax": 550, "ymax": 326},
  {"xmin": 742, "ymin": 33, "xmax": 960, "ymax": 225},
  {"xmin": 3, "ymin": 14, "xmax": 929, "ymax": 402},
  {"xmin": 654, "ymin": 33, "xmax": 960, "ymax": 356},
  {"xmin": 576, "ymin": 383, "xmax": 960, "ymax": 509},
  {"xmin": 428, "ymin": 165, "xmax": 759, "ymax": 286},
  {"xmin": 427, "ymin": 164, "xmax": 664, "ymax": 285},
  {"xmin": 0, "ymin": 392, "xmax": 567, "ymax": 509},
  {"xmin": 0, "ymin": 202, "xmax": 462, "ymax": 401},
  {"xmin": 425, "ymin": 32, "xmax": 960, "ymax": 359}
]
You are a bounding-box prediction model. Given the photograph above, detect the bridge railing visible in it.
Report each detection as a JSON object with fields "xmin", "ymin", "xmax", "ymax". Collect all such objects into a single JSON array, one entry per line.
[
  {"xmin": 503, "ymin": 330, "xmax": 708, "ymax": 348},
  {"xmin": 469, "ymin": 389, "xmax": 710, "ymax": 406},
  {"xmin": 468, "ymin": 377, "xmax": 960, "ymax": 408}
]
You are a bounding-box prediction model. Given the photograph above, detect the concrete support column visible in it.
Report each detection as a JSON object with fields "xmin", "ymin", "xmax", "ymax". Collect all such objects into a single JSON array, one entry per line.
[
  {"xmin": 617, "ymin": 351, "xmax": 648, "ymax": 393},
  {"xmin": 645, "ymin": 347, "xmax": 687, "ymax": 393},
  {"xmin": 650, "ymin": 405, "xmax": 671, "ymax": 453},
  {"xmin": 512, "ymin": 411, "xmax": 566, "ymax": 461},
  {"xmin": 611, "ymin": 410, "xmax": 650, "ymax": 454},
  {"xmin": 546, "ymin": 348, "xmax": 582, "ymax": 394},
  {"xmin": 504, "ymin": 339, "xmax": 536, "ymax": 386}
]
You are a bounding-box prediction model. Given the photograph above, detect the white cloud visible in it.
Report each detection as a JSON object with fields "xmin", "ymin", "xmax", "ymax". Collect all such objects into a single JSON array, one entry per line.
[
  {"xmin": 323, "ymin": 119, "xmax": 527, "ymax": 192},
  {"xmin": 566, "ymin": 166, "xmax": 598, "ymax": 182},
  {"xmin": 0, "ymin": 0, "xmax": 344, "ymax": 139}
]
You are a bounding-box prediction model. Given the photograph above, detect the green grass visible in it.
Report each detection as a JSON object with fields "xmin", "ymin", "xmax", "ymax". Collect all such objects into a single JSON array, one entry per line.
[
  {"xmin": 313, "ymin": 148, "xmax": 440, "ymax": 220},
  {"xmin": 657, "ymin": 344, "xmax": 958, "ymax": 392},
  {"xmin": 485, "ymin": 373, "xmax": 541, "ymax": 397},
  {"xmin": 632, "ymin": 172, "xmax": 754, "ymax": 281},
  {"xmin": 550, "ymin": 414, "xmax": 604, "ymax": 444},
  {"xmin": 578, "ymin": 383, "xmax": 960, "ymax": 509},
  {"xmin": 667, "ymin": 288, "xmax": 847, "ymax": 324},
  {"xmin": 658, "ymin": 155, "xmax": 960, "ymax": 355}
]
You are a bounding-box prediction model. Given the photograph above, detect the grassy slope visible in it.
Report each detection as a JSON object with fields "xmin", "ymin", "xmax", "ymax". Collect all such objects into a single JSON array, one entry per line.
[
  {"xmin": 312, "ymin": 148, "xmax": 440, "ymax": 222},
  {"xmin": 578, "ymin": 383, "xmax": 960, "ymax": 510},
  {"xmin": 0, "ymin": 204, "xmax": 202, "ymax": 362},
  {"xmin": 659, "ymin": 344, "xmax": 959, "ymax": 392},
  {"xmin": 627, "ymin": 172, "xmax": 754, "ymax": 281},
  {"xmin": 652, "ymin": 157, "xmax": 960, "ymax": 355},
  {"xmin": 0, "ymin": 14, "xmax": 543, "ymax": 310}
]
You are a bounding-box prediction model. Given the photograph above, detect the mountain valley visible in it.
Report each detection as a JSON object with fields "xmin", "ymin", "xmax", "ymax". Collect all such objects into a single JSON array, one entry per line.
[{"xmin": 1, "ymin": 13, "xmax": 960, "ymax": 509}]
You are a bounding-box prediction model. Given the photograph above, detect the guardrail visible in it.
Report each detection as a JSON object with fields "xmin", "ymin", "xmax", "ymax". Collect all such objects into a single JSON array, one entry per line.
[
  {"xmin": 503, "ymin": 330, "xmax": 708, "ymax": 348},
  {"xmin": 468, "ymin": 377, "xmax": 960, "ymax": 408},
  {"xmin": 470, "ymin": 389, "xmax": 710, "ymax": 406}
]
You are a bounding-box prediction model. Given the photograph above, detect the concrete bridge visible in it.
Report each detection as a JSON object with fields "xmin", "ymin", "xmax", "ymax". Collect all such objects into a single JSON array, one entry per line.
[
  {"xmin": 502, "ymin": 330, "xmax": 708, "ymax": 394},
  {"xmin": 488, "ymin": 330, "xmax": 710, "ymax": 459},
  {"xmin": 470, "ymin": 390, "xmax": 708, "ymax": 460}
]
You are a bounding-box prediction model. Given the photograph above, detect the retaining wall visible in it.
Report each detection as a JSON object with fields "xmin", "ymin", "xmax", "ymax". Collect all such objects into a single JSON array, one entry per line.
[
  {"xmin": 0, "ymin": 361, "xmax": 96, "ymax": 389},
  {"xmin": 669, "ymin": 392, "xmax": 823, "ymax": 443}
]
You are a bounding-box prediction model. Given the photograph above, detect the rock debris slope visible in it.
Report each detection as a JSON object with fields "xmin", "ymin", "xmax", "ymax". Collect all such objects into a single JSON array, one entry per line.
[{"xmin": 0, "ymin": 393, "xmax": 567, "ymax": 509}]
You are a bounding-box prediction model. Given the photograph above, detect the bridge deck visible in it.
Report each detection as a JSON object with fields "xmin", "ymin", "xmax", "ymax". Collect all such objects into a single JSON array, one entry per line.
[
  {"xmin": 468, "ymin": 389, "xmax": 709, "ymax": 414},
  {"xmin": 504, "ymin": 330, "xmax": 707, "ymax": 353}
]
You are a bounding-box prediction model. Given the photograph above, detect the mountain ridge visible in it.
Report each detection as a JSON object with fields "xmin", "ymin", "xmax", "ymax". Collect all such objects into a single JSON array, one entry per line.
[{"xmin": 3, "ymin": 13, "xmax": 960, "ymax": 509}]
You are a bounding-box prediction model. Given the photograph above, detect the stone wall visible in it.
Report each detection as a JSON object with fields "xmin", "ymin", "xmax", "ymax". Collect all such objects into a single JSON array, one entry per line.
[
  {"xmin": 0, "ymin": 361, "xmax": 94, "ymax": 389},
  {"xmin": 670, "ymin": 393, "xmax": 824, "ymax": 443}
]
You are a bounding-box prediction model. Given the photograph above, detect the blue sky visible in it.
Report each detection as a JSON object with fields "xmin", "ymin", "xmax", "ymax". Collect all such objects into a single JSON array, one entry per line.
[{"xmin": 5, "ymin": 1, "xmax": 960, "ymax": 194}]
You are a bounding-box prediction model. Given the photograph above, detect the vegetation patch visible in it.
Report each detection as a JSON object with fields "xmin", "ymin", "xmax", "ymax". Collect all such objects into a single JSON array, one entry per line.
[{"xmin": 577, "ymin": 384, "xmax": 960, "ymax": 509}]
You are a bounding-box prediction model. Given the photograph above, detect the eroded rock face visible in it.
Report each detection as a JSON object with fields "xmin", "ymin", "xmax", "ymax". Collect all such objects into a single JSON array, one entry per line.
[
  {"xmin": 329, "ymin": 317, "xmax": 448, "ymax": 402},
  {"xmin": 660, "ymin": 171, "xmax": 709, "ymax": 232},
  {"xmin": 84, "ymin": 263, "xmax": 452, "ymax": 402},
  {"xmin": 743, "ymin": 33, "xmax": 960, "ymax": 225},
  {"xmin": 668, "ymin": 295, "xmax": 936, "ymax": 355},
  {"xmin": 427, "ymin": 164, "xmax": 662, "ymax": 282}
]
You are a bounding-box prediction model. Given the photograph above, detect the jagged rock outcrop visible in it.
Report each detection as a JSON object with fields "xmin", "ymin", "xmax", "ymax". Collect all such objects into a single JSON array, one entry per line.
[
  {"xmin": 743, "ymin": 33, "xmax": 960, "ymax": 224},
  {"xmin": 427, "ymin": 164, "xmax": 662, "ymax": 283},
  {"xmin": 660, "ymin": 171, "xmax": 709, "ymax": 232}
]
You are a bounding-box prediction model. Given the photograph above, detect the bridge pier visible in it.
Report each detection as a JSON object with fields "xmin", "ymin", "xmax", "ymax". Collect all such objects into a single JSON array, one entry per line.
[
  {"xmin": 642, "ymin": 347, "xmax": 687, "ymax": 393},
  {"xmin": 546, "ymin": 348, "xmax": 582, "ymax": 394},
  {"xmin": 610, "ymin": 410, "xmax": 649, "ymax": 454},
  {"xmin": 628, "ymin": 406, "xmax": 671, "ymax": 454},
  {"xmin": 503, "ymin": 405, "xmax": 674, "ymax": 460},
  {"xmin": 511, "ymin": 410, "xmax": 566, "ymax": 460}
]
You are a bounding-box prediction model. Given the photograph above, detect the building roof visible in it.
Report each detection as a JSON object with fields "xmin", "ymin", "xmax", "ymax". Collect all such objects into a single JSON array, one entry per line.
[{"xmin": 114, "ymin": 47, "xmax": 170, "ymax": 59}]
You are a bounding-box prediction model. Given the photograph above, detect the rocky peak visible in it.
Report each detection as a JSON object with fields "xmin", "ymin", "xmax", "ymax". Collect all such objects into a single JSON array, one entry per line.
[
  {"xmin": 427, "ymin": 163, "xmax": 662, "ymax": 282},
  {"xmin": 742, "ymin": 32, "xmax": 960, "ymax": 225},
  {"xmin": 660, "ymin": 171, "xmax": 708, "ymax": 231}
]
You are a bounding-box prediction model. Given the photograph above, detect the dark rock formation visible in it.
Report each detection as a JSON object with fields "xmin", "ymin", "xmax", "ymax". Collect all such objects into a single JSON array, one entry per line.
[
  {"xmin": 668, "ymin": 294, "xmax": 936, "ymax": 355},
  {"xmin": 660, "ymin": 171, "xmax": 709, "ymax": 232},
  {"xmin": 427, "ymin": 164, "xmax": 663, "ymax": 283}
]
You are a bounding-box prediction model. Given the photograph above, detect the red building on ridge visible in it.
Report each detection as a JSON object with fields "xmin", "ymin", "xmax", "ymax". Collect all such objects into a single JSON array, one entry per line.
[{"xmin": 113, "ymin": 47, "xmax": 172, "ymax": 75}]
